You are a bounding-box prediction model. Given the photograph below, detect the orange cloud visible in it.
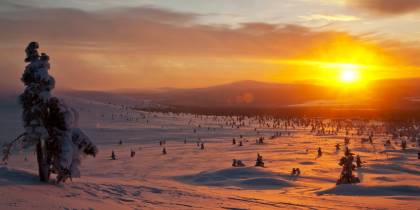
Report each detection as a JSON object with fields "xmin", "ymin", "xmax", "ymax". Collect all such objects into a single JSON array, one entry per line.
[
  {"xmin": 0, "ymin": 5, "xmax": 419, "ymax": 90},
  {"xmin": 348, "ymin": 0, "xmax": 420, "ymax": 15},
  {"xmin": 0, "ymin": 5, "xmax": 365, "ymax": 58}
]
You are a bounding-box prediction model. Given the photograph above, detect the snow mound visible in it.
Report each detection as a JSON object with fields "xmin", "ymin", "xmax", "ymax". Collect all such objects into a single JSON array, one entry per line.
[
  {"xmin": 318, "ymin": 184, "xmax": 420, "ymax": 196},
  {"xmin": 0, "ymin": 167, "xmax": 40, "ymax": 185},
  {"xmin": 175, "ymin": 167, "xmax": 293, "ymax": 190}
]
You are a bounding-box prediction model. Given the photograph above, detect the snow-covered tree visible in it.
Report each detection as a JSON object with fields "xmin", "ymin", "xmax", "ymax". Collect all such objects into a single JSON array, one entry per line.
[
  {"xmin": 20, "ymin": 42, "xmax": 55, "ymax": 149},
  {"xmin": 401, "ymin": 139, "xmax": 407, "ymax": 150},
  {"xmin": 356, "ymin": 155, "xmax": 362, "ymax": 168},
  {"xmin": 255, "ymin": 153, "xmax": 264, "ymax": 167},
  {"xmin": 336, "ymin": 149, "xmax": 360, "ymax": 185},
  {"xmin": 232, "ymin": 159, "xmax": 245, "ymax": 167},
  {"xmin": 2, "ymin": 42, "xmax": 97, "ymax": 183}
]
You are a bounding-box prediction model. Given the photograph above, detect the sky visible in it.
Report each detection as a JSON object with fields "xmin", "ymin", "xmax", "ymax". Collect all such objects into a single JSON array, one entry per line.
[{"xmin": 0, "ymin": 0, "xmax": 419, "ymax": 91}]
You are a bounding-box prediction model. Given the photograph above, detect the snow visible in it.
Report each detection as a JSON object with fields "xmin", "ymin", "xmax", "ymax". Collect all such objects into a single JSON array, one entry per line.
[
  {"xmin": 175, "ymin": 167, "xmax": 294, "ymax": 190},
  {"xmin": 0, "ymin": 93, "xmax": 419, "ymax": 209}
]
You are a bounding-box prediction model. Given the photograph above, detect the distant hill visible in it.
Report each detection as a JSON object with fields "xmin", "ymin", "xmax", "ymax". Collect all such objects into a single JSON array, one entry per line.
[
  {"xmin": 3, "ymin": 79, "xmax": 418, "ymax": 111},
  {"xmin": 122, "ymin": 80, "xmax": 337, "ymax": 108},
  {"xmin": 120, "ymin": 79, "xmax": 420, "ymax": 110}
]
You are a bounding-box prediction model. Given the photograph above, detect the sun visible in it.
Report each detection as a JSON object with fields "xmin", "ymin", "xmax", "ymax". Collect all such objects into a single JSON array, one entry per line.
[
  {"xmin": 340, "ymin": 70, "xmax": 358, "ymax": 83},
  {"xmin": 339, "ymin": 64, "xmax": 360, "ymax": 83}
]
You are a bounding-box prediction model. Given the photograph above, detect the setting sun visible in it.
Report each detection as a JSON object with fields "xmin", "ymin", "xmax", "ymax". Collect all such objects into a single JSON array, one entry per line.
[{"xmin": 339, "ymin": 65, "xmax": 360, "ymax": 83}]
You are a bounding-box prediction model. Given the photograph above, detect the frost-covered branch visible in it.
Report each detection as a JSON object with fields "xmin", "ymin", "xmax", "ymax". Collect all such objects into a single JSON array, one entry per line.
[{"xmin": 2, "ymin": 132, "xmax": 26, "ymax": 164}]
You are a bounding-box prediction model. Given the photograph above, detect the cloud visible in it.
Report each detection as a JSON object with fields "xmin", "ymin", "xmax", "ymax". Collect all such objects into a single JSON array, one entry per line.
[
  {"xmin": 300, "ymin": 14, "xmax": 360, "ymax": 22},
  {"xmin": 348, "ymin": 0, "xmax": 420, "ymax": 15},
  {"xmin": 0, "ymin": 4, "xmax": 419, "ymax": 90},
  {"xmin": 0, "ymin": 5, "xmax": 357, "ymax": 57},
  {"xmin": 104, "ymin": 6, "xmax": 199, "ymax": 25}
]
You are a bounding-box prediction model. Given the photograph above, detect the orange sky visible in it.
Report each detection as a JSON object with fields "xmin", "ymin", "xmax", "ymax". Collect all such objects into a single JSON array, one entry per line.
[{"xmin": 0, "ymin": 0, "xmax": 419, "ymax": 91}]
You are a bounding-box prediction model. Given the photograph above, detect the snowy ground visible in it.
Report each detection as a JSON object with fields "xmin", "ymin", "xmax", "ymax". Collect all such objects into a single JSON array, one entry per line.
[{"xmin": 0, "ymin": 94, "xmax": 419, "ymax": 210}]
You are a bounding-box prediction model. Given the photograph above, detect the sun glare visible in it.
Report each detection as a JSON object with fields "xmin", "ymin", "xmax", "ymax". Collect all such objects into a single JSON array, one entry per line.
[
  {"xmin": 264, "ymin": 39, "xmax": 383, "ymax": 88},
  {"xmin": 320, "ymin": 62, "xmax": 363, "ymax": 86},
  {"xmin": 339, "ymin": 64, "xmax": 360, "ymax": 83}
]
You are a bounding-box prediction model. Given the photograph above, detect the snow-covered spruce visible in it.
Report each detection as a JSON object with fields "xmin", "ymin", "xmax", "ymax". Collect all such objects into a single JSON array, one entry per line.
[
  {"xmin": 20, "ymin": 42, "xmax": 55, "ymax": 148},
  {"xmin": 336, "ymin": 149, "xmax": 360, "ymax": 185},
  {"xmin": 3, "ymin": 42, "xmax": 97, "ymax": 183},
  {"xmin": 255, "ymin": 153, "xmax": 265, "ymax": 167}
]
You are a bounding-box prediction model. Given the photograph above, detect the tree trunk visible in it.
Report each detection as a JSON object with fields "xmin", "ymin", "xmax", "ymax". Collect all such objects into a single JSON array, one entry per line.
[{"xmin": 36, "ymin": 139, "xmax": 50, "ymax": 182}]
